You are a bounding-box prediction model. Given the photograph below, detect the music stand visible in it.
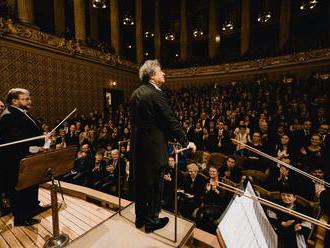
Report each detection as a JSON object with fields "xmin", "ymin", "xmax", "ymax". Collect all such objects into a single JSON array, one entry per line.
[{"xmin": 16, "ymin": 146, "xmax": 77, "ymax": 248}]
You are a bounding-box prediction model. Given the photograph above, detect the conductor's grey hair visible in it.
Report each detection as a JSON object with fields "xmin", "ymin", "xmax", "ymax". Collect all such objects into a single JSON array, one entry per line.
[{"xmin": 139, "ymin": 59, "xmax": 160, "ymax": 82}]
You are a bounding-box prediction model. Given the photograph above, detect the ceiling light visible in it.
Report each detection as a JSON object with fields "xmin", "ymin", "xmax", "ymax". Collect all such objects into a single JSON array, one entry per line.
[
  {"xmin": 123, "ymin": 14, "xmax": 134, "ymax": 26},
  {"xmin": 222, "ymin": 20, "xmax": 234, "ymax": 31},
  {"xmin": 257, "ymin": 12, "xmax": 271, "ymax": 23},
  {"xmin": 92, "ymin": 0, "xmax": 106, "ymax": 9},
  {"xmin": 300, "ymin": 0, "xmax": 318, "ymax": 11},
  {"xmin": 192, "ymin": 28, "xmax": 204, "ymax": 38},
  {"xmin": 165, "ymin": 32, "xmax": 175, "ymax": 41},
  {"xmin": 144, "ymin": 31, "xmax": 154, "ymax": 39}
]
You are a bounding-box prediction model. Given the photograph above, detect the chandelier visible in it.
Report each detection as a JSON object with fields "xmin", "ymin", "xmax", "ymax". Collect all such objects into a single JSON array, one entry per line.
[
  {"xmin": 257, "ymin": 11, "xmax": 271, "ymax": 23},
  {"xmin": 165, "ymin": 32, "xmax": 175, "ymax": 41},
  {"xmin": 123, "ymin": 14, "xmax": 134, "ymax": 26},
  {"xmin": 92, "ymin": 0, "xmax": 106, "ymax": 9},
  {"xmin": 144, "ymin": 31, "xmax": 154, "ymax": 39},
  {"xmin": 192, "ymin": 27, "xmax": 204, "ymax": 38},
  {"xmin": 300, "ymin": 0, "xmax": 318, "ymax": 10},
  {"xmin": 222, "ymin": 20, "xmax": 234, "ymax": 31}
]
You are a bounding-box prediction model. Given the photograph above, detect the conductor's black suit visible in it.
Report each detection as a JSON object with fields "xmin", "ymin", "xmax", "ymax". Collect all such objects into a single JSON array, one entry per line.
[
  {"xmin": 0, "ymin": 105, "xmax": 43, "ymax": 222},
  {"xmin": 130, "ymin": 83, "xmax": 189, "ymax": 226}
]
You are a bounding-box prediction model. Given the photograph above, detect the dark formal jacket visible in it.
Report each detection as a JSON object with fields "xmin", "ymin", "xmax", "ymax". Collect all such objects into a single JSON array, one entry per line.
[
  {"xmin": 0, "ymin": 106, "xmax": 44, "ymax": 190},
  {"xmin": 130, "ymin": 83, "xmax": 189, "ymax": 185}
]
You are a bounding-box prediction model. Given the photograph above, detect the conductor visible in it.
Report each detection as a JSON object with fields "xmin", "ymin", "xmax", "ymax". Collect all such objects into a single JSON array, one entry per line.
[
  {"xmin": 0, "ymin": 88, "xmax": 49, "ymax": 226},
  {"xmin": 130, "ymin": 60, "xmax": 196, "ymax": 233}
]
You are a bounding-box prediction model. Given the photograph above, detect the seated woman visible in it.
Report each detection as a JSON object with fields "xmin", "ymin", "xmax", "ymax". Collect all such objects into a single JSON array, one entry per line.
[
  {"xmin": 266, "ymin": 185, "xmax": 312, "ymax": 248},
  {"xmin": 179, "ymin": 163, "xmax": 206, "ymax": 220},
  {"xmin": 196, "ymin": 166, "xmax": 226, "ymax": 234},
  {"xmin": 244, "ymin": 131, "xmax": 267, "ymax": 171},
  {"xmin": 264, "ymin": 158, "xmax": 299, "ymax": 192},
  {"xmin": 299, "ymin": 134, "xmax": 327, "ymax": 172}
]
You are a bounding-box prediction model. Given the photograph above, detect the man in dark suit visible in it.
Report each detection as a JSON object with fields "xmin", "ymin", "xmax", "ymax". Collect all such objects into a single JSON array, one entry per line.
[
  {"xmin": 130, "ymin": 60, "xmax": 196, "ymax": 233},
  {"xmin": 0, "ymin": 88, "xmax": 48, "ymax": 226}
]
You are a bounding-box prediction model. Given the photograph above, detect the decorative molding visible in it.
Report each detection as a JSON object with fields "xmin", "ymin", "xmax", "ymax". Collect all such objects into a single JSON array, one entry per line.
[
  {"xmin": 165, "ymin": 48, "xmax": 330, "ymax": 78},
  {"xmin": 0, "ymin": 18, "xmax": 138, "ymax": 72},
  {"xmin": 0, "ymin": 39, "xmax": 138, "ymax": 125}
]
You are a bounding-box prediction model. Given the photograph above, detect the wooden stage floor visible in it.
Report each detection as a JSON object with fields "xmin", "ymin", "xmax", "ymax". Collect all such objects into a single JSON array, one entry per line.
[
  {"xmin": 68, "ymin": 203, "xmax": 195, "ymax": 248},
  {"xmin": 0, "ymin": 188, "xmax": 114, "ymax": 248}
]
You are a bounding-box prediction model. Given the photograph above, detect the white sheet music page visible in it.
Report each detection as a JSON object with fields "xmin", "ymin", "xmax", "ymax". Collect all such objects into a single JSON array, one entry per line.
[{"xmin": 217, "ymin": 181, "xmax": 277, "ymax": 248}]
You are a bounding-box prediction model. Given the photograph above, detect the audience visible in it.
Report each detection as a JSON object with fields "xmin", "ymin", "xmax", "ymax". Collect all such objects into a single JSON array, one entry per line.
[{"xmin": 9, "ymin": 75, "xmax": 326, "ymax": 236}]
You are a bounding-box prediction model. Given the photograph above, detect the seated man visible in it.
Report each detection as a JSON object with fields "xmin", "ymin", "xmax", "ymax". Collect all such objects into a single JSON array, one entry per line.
[
  {"xmin": 162, "ymin": 156, "xmax": 177, "ymax": 211},
  {"xmin": 89, "ymin": 151, "xmax": 107, "ymax": 188},
  {"xmin": 267, "ymin": 186, "xmax": 312, "ymax": 248},
  {"xmin": 62, "ymin": 150, "xmax": 91, "ymax": 186},
  {"xmin": 299, "ymin": 165, "xmax": 327, "ymax": 202},
  {"xmin": 218, "ymin": 156, "xmax": 242, "ymax": 184},
  {"xmin": 95, "ymin": 149, "xmax": 125, "ymax": 195},
  {"xmin": 197, "ymin": 151, "xmax": 211, "ymax": 177}
]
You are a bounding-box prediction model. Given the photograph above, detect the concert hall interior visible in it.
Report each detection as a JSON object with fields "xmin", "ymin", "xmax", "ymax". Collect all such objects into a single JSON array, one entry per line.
[{"xmin": 0, "ymin": 0, "xmax": 330, "ymax": 247}]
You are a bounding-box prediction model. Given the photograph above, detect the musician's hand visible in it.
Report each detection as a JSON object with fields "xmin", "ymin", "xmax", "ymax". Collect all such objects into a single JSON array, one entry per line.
[
  {"xmin": 186, "ymin": 193, "xmax": 194, "ymax": 199},
  {"xmin": 294, "ymin": 223, "xmax": 302, "ymax": 231},
  {"xmin": 300, "ymin": 147, "xmax": 307, "ymax": 155},
  {"xmin": 164, "ymin": 174, "xmax": 172, "ymax": 182},
  {"xmin": 187, "ymin": 142, "xmax": 197, "ymax": 153},
  {"xmin": 281, "ymin": 220, "xmax": 295, "ymax": 227}
]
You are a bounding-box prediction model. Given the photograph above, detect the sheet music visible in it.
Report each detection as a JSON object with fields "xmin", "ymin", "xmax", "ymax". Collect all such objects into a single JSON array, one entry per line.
[{"xmin": 217, "ymin": 181, "xmax": 277, "ymax": 248}]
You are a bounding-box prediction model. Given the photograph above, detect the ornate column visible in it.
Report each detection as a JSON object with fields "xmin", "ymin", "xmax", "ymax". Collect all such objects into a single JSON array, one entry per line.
[
  {"xmin": 89, "ymin": 1, "xmax": 99, "ymax": 41},
  {"xmin": 180, "ymin": 0, "xmax": 188, "ymax": 61},
  {"xmin": 110, "ymin": 0, "xmax": 120, "ymax": 55},
  {"xmin": 73, "ymin": 0, "xmax": 86, "ymax": 41},
  {"xmin": 54, "ymin": 0, "xmax": 66, "ymax": 35},
  {"xmin": 17, "ymin": 0, "xmax": 34, "ymax": 25},
  {"xmin": 240, "ymin": 0, "xmax": 250, "ymax": 55},
  {"xmin": 279, "ymin": 0, "xmax": 291, "ymax": 49},
  {"xmin": 135, "ymin": 0, "xmax": 144, "ymax": 64},
  {"xmin": 208, "ymin": 0, "xmax": 218, "ymax": 59},
  {"xmin": 154, "ymin": 0, "xmax": 161, "ymax": 60}
]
